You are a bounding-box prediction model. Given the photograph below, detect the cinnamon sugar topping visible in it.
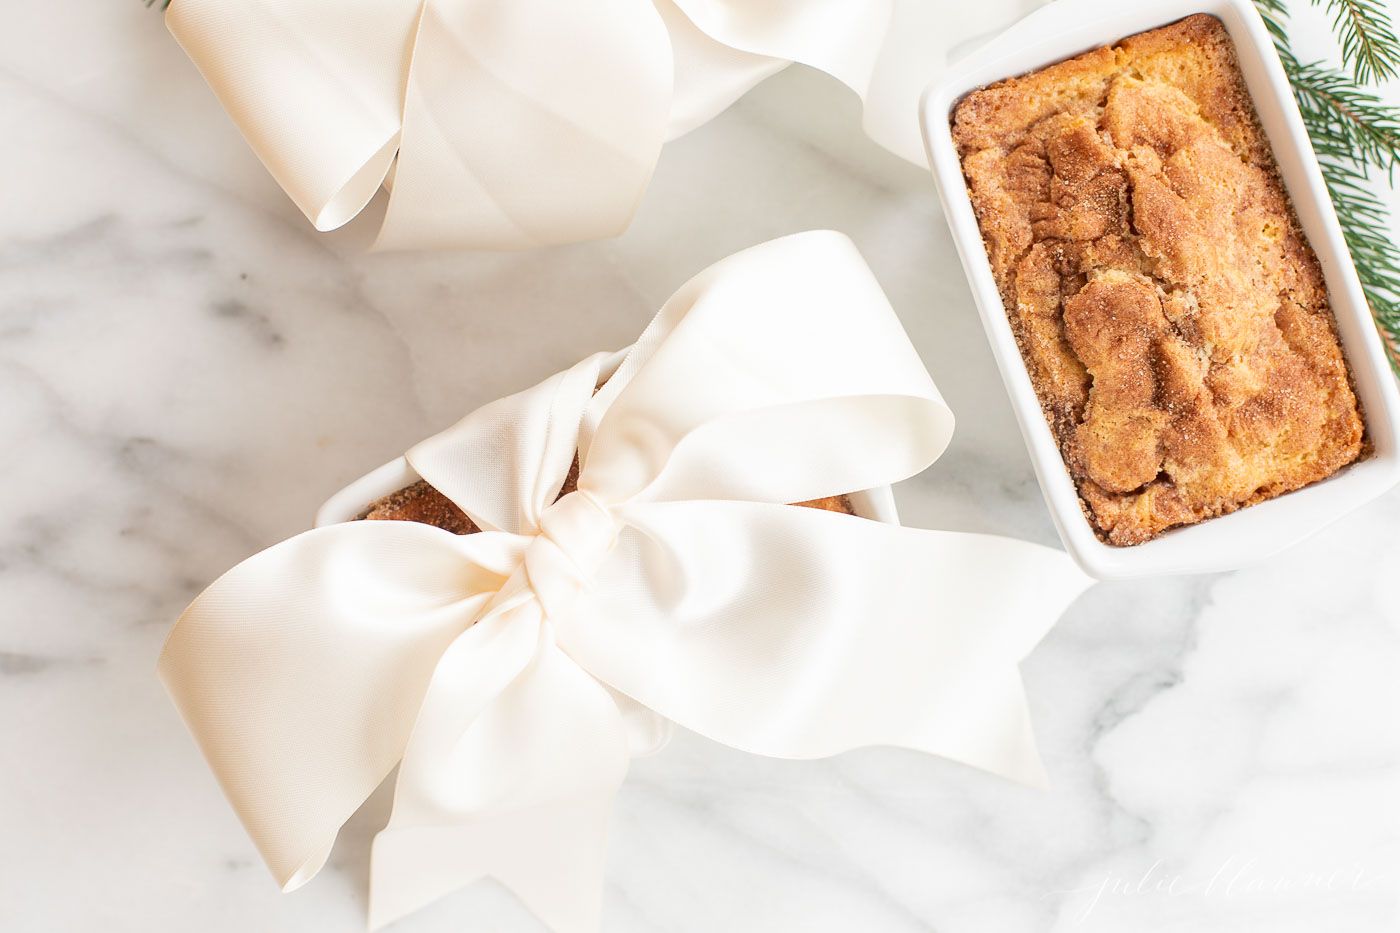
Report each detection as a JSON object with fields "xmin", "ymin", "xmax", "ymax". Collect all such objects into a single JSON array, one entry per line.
[{"xmin": 953, "ymin": 14, "xmax": 1365, "ymax": 544}]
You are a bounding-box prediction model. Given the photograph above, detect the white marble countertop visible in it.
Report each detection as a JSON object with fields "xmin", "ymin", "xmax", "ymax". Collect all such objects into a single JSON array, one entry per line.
[{"xmin": 3, "ymin": 2, "xmax": 1399, "ymax": 931}]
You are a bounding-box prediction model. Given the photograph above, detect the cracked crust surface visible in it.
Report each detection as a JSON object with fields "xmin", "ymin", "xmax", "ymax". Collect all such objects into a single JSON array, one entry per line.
[{"xmin": 952, "ymin": 14, "xmax": 1364, "ymax": 545}]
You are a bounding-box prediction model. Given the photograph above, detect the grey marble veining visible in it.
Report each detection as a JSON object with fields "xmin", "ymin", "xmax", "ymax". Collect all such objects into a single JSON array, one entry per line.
[{"xmin": 2, "ymin": 2, "xmax": 1398, "ymax": 931}]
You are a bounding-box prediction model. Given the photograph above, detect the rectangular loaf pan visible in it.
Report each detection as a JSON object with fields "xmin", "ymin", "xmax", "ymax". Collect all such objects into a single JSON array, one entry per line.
[{"xmin": 921, "ymin": 0, "xmax": 1400, "ymax": 579}]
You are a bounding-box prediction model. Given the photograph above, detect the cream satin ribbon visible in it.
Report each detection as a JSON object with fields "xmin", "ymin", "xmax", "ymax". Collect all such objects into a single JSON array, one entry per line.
[
  {"xmin": 166, "ymin": 0, "xmax": 1044, "ymax": 249},
  {"xmin": 159, "ymin": 231, "xmax": 1090, "ymax": 931}
]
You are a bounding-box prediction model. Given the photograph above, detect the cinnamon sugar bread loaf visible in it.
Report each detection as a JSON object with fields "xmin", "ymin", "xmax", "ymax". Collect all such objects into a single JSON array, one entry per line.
[{"xmin": 952, "ymin": 14, "xmax": 1364, "ymax": 545}]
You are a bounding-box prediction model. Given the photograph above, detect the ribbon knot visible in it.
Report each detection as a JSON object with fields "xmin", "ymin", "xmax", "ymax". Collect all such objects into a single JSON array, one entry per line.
[
  {"xmin": 158, "ymin": 232, "xmax": 1090, "ymax": 933},
  {"xmin": 524, "ymin": 489, "xmax": 619, "ymax": 619}
]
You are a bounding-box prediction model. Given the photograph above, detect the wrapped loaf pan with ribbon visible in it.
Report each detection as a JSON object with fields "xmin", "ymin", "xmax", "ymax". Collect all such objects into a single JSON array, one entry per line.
[
  {"xmin": 165, "ymin": 0, "xmax": 1043, "ymax": 250},
  {"xmin": 159, "ymin": 231, "xmax": 1090, "ymax": 932}
]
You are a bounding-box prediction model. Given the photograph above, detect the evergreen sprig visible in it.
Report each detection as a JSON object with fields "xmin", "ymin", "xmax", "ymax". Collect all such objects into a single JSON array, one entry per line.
[
  {"xmin": 1257, "ymin": 0, "xmax": 1400, "ymax": 368},
  {"xmin": 1286, "ymin": 58, "xmax": 1400, "ymax": 172},
  {"xmin": 1315, "ymin": 0, "xmax": 1400, "ymax": 84}
]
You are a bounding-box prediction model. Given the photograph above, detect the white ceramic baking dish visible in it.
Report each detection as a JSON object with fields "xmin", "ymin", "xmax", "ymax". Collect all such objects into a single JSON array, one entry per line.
[
  {"xmin": 316, "ymin": 350, "xmax": 900, "ymax": 528},
  {"xmin": 921, "ymin": 0, "xmax": 1400, "ymax": 579}
]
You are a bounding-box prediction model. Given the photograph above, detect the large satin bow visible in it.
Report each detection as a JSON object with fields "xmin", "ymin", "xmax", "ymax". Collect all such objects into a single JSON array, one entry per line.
[
  {"xmin": 165, "ymin": 0, "xmax": 1044, "ymax": 250},
  {"xmin": 159, "ymin": 231, "xmax": 1089, "ymax": 931}
]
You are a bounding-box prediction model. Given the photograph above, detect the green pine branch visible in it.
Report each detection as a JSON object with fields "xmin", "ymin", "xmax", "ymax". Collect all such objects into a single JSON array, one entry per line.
[
  {"xmin": 1286, "ymin": 59, "xmax": 1400, "ymax": 173},
  {"xmin": 1314, "ymin": 0, "xmax": 1400, "ymax": 84},
  {"xmin": 1324, "ymin": 159, "xmax": 1400, "ymax": 358},
  {"xmin": 1257, "ymin": 0, "xmax": 1400, "ymax": 369}
]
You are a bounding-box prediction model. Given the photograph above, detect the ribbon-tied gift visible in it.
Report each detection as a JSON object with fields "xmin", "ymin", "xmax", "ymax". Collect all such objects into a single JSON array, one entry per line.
[
  {"xmin": 166, "ymin": 0, "xmax": 1043, "ymax": 249},
  {"xmin": 160, "ymin": 231, "xmax": 1090, "ymax": 931}
]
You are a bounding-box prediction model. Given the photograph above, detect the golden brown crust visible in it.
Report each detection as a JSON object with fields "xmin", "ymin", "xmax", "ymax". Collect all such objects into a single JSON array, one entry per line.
[
  {"xmin": 952, "ymin": 14, "xmax": 1364, "ymax": 545},
  {"xmin": 361, "ymin": 464, "xmax": 857, "ymax": 534},
  {"xmin": 360, "ymin": 480, "xmax": 481, "ymax": 534},
  {"xmin": 790, "ymin": 494, "xmax": 858, "ymax": 516}
]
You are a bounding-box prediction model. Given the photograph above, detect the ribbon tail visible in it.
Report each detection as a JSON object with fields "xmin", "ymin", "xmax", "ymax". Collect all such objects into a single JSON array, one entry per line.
[
  {"xmin": 373, "ymin": 597, "xmax": 631, "ymax": 931},
  {"xmin": 369, "ymin": 797, "xmax": 617, "ymax": 933},
  {"xmin": 557, "ymin": 500, "xmax": 1090, "ymax": 784},
  {"xmin": 944, "ymin": 663, "xmax": 1048, "ymax": 789}
]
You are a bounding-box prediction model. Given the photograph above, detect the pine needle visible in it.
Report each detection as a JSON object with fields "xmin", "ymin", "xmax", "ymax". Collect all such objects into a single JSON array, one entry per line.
[
  {"xmin": 1322, "ymin": 158, "xmax": 1400, "ymax": 360},
  {"xmin": 1312, "ymin": 0, "xmax": 1400, "ymax": 84},
  {"xmin": 1257, "ymin": 0, "xmax": 1400, "ymax": 369},
  {"xmin": 1286, "ymin": 58, "xmax": 1400, "ymax": 174}
]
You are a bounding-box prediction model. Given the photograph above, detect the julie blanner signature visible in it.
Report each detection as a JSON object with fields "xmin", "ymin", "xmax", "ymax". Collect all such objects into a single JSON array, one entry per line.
[{"xmin": 1044, "ymin": 855, "xmax": 1397, "ymax": 924}]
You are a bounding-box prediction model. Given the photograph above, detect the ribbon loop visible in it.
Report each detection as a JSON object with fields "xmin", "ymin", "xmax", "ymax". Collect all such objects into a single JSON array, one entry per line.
[
  {"xmin": 564, "ymin": 498, "xmax": 1082, "ymax": 784},
  {"xmin": 408, "ymin": 353, "xmax": 609, "ymax": 535},
  {"xmin": 577, "ymin": 230, "xmax": 954, "ymax": 506}
]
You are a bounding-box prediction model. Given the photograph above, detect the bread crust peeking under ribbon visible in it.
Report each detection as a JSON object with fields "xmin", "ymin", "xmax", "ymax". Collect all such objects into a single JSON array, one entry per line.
[{"xmin": 360, "ymin": 460, "xmax": 856, "ymax": 534}]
